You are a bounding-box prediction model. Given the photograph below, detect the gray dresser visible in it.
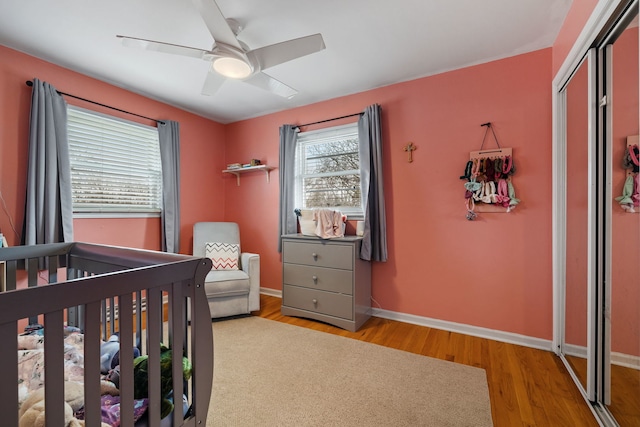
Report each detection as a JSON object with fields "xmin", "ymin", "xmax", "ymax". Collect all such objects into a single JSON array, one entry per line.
[{"xmin": 281, "ymin": 234, "xmax": 371, "ymax": 332}]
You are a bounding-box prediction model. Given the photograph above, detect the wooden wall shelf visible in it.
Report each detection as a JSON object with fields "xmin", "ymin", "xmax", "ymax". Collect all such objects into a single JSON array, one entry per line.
[{"xmin": 222, "ymin": 165, "xmax": 274, "ymax": 186}]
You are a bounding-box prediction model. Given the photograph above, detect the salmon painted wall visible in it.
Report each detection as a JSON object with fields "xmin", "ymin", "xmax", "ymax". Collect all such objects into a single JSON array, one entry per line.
[
  {"xmin": 0, "ymin": 45, "xmax": 226, "ymax": 254},
  {"xmin": 225, "ymin": 49, "xmax": 554, "ymax": 340},
  {"xmin": 552, "ymin": 0, "xmax": 598, "ymax": 76}
]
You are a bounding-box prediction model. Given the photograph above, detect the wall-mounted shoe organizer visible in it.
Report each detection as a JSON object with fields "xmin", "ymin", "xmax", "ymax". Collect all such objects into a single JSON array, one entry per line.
[
  {"xmin": 460, "ymin": 123, "xmax": 520, "ymax": 220},
  {"xmin": 615, "ymin": 135, "xmax": 639, "ymax": 213}
]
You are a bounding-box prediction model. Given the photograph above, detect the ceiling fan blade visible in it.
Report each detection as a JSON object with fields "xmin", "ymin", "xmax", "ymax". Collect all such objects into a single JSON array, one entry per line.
[
  {"xmin": 191, "ymin": 0, "xmax": 242, "ymax": 50},
  {"xmin": 243, "ymin": 72, "xmax": 298, "ymax": 99},
  {"xmin": 201, "ymin": 69, "xmax": 225, "ymax": 96},
  {"xmin": 247, "ymin": 34, "xmax": 325, "ymax": 70},
  {"xmin": 117, "ymin": 35, "xmax": 208, "ymax": 59}
]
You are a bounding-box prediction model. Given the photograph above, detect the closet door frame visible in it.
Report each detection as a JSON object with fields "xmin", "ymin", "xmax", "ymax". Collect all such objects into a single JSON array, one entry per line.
[
  {"xmin": 552, "ymin": 0, "xmax": 628, "ymax": 412},
  {"xmin": 554, "ymin": 0, "xmax": 626, "ymax": 357},
  {"xmin": 554, "ymin": 1, "xmax": 638, "ymax": 425}
]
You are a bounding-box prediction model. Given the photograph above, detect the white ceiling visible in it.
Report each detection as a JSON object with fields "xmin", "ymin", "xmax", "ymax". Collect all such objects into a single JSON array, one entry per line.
[{"xmin": 0, "ymin": 0, "xmax": 573, "ymax": 124}]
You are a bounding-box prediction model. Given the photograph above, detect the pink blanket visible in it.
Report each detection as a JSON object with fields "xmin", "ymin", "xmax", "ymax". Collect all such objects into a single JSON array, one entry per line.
[{"xmin": 312, "ymin": 209, "xmax": 345, "ymax": 238}]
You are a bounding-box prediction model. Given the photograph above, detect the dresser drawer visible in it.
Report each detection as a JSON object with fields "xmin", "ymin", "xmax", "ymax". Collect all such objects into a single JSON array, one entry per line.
[
  {"xmin": 282, "ymin": 285, "xmax": 353, "ymax": 320},
  {"xmin": 283, "ymin": 264, "xmax": 353, "ymax": 294},
  {"xmin": 282, "ymin": 241, "xmax": 353, "ymax": 270}
]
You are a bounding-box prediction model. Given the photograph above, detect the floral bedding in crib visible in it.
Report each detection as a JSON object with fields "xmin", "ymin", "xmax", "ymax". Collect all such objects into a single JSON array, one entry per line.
[
  {"xmin": 17, "ymin": 332, "xmax": 86, "ymax": 403},
  {"xmin": 17, "ymin": 331, "xmax": 151, "ymax": 426}
]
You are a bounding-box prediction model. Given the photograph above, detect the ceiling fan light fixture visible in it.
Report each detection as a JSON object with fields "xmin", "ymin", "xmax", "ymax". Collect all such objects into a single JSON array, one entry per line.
[{"xmin": 212, "ymin": 56, "xmax": 252, "ymax": 79}]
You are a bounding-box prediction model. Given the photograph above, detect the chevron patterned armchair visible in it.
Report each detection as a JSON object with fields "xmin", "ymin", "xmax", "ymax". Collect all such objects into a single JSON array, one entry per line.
[{"xmin": 193, "ymin": 222, "xmax": 260, "ymax": 318}]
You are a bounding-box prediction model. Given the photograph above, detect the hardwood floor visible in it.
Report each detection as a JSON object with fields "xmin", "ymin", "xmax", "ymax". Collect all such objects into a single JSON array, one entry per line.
[
  {"xmin": 566, "ymin": 354, "xmax": 640, "ymax": 426},
  {"xmin": 255, "ymin": 294, "xmax": 598, "ymax": 426}
]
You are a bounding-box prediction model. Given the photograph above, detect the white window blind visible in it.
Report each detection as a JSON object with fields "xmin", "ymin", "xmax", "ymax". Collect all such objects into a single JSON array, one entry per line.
[
  {"xmin": 67, "ymin": 106, "xmax": 162, "ymax": 215},
  {"xmin": 295, "ymin": 122, "xmax": 363, "ymax": 217}
]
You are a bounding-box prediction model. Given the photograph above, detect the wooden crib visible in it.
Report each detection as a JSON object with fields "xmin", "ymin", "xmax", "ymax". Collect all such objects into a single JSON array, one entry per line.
[{"xmin": 0, "ymin": 242, "xmax": 213, "ymax": 427}]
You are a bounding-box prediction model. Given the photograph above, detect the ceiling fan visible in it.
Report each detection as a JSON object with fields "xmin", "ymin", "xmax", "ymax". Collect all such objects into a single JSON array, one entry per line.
[{"xmin": 116, "ymin": 0, "xmax": 325, "ymax": 99}]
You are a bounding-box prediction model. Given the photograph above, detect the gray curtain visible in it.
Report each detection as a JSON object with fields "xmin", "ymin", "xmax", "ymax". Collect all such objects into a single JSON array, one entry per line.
[
  {"xmin": 278, "ymin": 124, "xmax": 299, "ymax": 251},
  {"xmin": 158, "ymin": 120, "xmax": 181, "ymax": 253},
  {"xmin": 23, "ymin": 78, "xmax": 74, "ymax": 246},
  {"xmin": 358, "ymin": 104, "xmax": 387, "ymax": 262}
]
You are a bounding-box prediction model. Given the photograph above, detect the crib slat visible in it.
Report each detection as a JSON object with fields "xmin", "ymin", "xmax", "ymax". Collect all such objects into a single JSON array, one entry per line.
[
  {"xmin": 170, "ymin": 282, "xmax": 185, "ymax": 425},
  {"xmin": 147, "ymin": 287, "xmax": 163, "ymax": 426},
  {"xmin": 101, "ymin": 298, "xmax": 108, "ymax": 339},
  {"xmin": 0, "ymin": 322, "xmax": 18, "ymax": 427},
  {"xmin": 27, "ymin": 259, "xmax": 39, "ymax": 325},
  {"xmin": 83, "ymin": 301, "xmax": 102, "ymax": 427},
  {"xmin": 44, "ymin": 310, "xmax": 66, "ymax": 426},
  {"xmin": 118, "ymin": 292, "xmax": 136, "ymax": 427},
  {"xmin": 136, "ymin": 290, "xmax": 143, "ymax": 354},
  {"xmin": 66, "ymin": 267, "xmax": 83, "ymax": 329},
  {"xmin": 5, "ymin": 259, "xmax": 17, "ymax": 291},
  {"xmin": 47, "ymin": 254, "xmax": 58, "ymax": 283},
  {"xmin": 26, "ymin": 258, "xmax": 38, "ymax": 287},
  {"xmin": 109, "ymin": 296, "xmax": 116, "ymax": 336}
]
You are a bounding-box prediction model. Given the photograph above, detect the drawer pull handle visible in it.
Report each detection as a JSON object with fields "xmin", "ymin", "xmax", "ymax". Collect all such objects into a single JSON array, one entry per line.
[
  {"xmin": 312, "ymin": 299, "xmax": 318, "ymax": 305},
  {"xmin": 311, "ymin": 253, "xmax": 318, "ymax": 260},
  {"xmin": 312, "ymin": 275, "xmax": 318, "ymax": 283}
]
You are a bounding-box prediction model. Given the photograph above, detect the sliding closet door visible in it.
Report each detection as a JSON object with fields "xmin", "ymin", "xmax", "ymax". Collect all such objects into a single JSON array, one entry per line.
[
  {"xmin": 602, "ymin": 6, "xmax": 639, "ymax": 424},
  {"xmin": 556, "ymin": 1, "xmax": 640, "ymax": 425},
  {"xmin": 562, "ymin": 50, "xmax": 597, "ymax": 399}
]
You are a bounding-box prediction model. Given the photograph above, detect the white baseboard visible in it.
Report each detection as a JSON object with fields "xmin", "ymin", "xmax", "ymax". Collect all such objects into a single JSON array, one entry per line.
[
  {"xmin": 564, "ymin": 343, "xmax": 640, "ymax": 370},
  {"xmin": 612, "ymin": 351, "xmax": 640, "ymax": 370},
  {"xmin": 260, "ymin": 287, "xmax": 282, "ymax": 298},
  {"xmin": 371, "ymin": 307, "xmax": 554, "ymax": 352},
  {"xmin": 259, "ymin": 288, "xmax": 553, "ymax": 351},
  {"xmin": 563, "ymin": 343, "xmax": 588, "ymax": 358}
]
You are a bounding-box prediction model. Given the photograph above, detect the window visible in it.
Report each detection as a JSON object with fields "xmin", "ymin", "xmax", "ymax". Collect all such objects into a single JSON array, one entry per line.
[
  {"xmin": 295, "ymin": 123, "xmax": 363, "ymax": 218},
  {"xmin": 67, "ymin": 106, "xmax": 162, "ymax": 216}
]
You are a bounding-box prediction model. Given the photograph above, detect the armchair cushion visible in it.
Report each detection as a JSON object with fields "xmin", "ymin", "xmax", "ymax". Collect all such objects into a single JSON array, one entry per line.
[
  {"xmin": 205, "ymin": 242, "xmax": 239, "ymax": 270},
  {"xmin": 203, "ymin": 270, "xmax": 250, "ymax": 297}
]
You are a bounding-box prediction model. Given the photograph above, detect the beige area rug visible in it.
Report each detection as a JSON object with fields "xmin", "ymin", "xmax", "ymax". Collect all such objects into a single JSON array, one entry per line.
[{"xmin": 208, "ymin": 316, "xmax": 493, "ymax": 426}]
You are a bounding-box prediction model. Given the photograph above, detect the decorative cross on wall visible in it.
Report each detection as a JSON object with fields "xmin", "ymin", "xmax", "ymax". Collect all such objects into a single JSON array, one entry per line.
[{"xmin": 403, "ymin": 142, "xmax": 417, "ymax": 163}]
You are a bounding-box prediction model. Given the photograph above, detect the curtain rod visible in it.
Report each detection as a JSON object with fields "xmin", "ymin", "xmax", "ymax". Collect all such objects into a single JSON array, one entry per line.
[
  {"xmin": 26, "ymin": 80, "xmax": 164, "ymax": 124},
  {"xmin": 295, "ymin": 112, "xmax": 362, "ymax": 129}
]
